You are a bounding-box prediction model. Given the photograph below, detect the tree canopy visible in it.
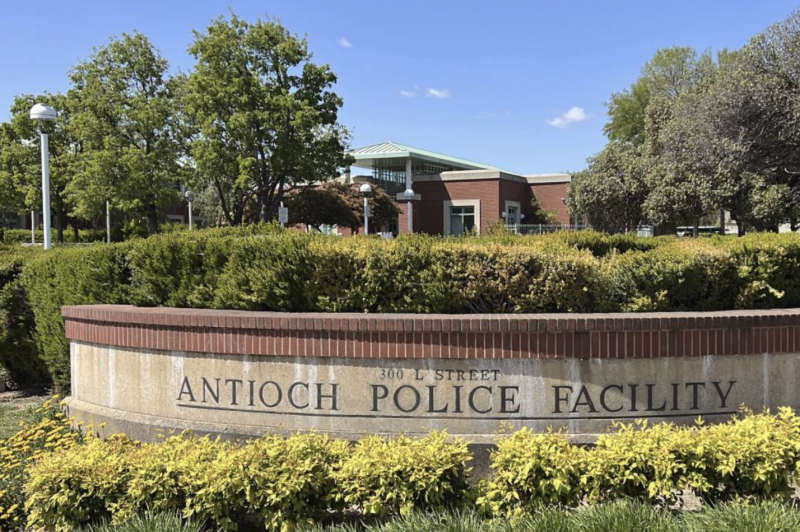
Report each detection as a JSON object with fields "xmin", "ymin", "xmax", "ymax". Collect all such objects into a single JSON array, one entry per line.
[
  {"xmin": 575, "ymin": 11, "xmax": 800, "ymax": 234},
  {"xmin": 185, "ymin": 14, "xmax": 352, "ymax": 226}
]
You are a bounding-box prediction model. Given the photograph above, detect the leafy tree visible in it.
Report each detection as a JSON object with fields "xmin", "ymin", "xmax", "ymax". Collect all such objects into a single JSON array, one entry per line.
[
  {"xmin": 567, "ymin": 141, "xmax": 648, "ymax": 233},
  {"xmin": 68, "ymin": 32, "xmax": 184, "ymax": 235},
  {"xmin": 185, "ymin": 13, "xmax": 352, "ymax": 225},
  {"xmin": 604, "ymin": 47, "xmax": 715, "ymax": 145},
  {"xmin": 0, "ymin": 93, "xmax": 83, "ymax": 242},
  {"xmin": 286, "ymin": 181, "xmax": 399, "ymax": 233}
]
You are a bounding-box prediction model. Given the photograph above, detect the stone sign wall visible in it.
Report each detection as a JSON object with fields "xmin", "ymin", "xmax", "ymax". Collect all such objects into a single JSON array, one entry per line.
[{"xmin": 63, "ymin": 305, "xmax": 800, "ymax": 443}]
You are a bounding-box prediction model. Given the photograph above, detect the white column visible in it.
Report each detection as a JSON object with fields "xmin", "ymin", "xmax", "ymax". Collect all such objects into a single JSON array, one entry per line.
[
  {"xmin": 405, "ymin": 158, "xmax": 412, "ymax": 190},
  {"xmin": 407, "ymin": 201, "xmax": 413, "ymax": 234},
  {"xmin": 31, "ymin": 211, "xmax": 35, "ymax": 244},
  {"xmin": 344, "ymin": 166, "xmax": 351, "ymax": 185},
  {"xmin": 40, "ymin": 132, "xmax": 52, "ymax": 250}
]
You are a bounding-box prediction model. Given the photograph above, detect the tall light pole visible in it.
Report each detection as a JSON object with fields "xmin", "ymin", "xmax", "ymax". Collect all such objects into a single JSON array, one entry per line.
[
  {"xmin": 403, "ymin": 188, "xmax": 415, "ymax": 234},
  {"xmin": 359, "ymin": 183, "xmax": 373, "ymax": 235},
  {"xmin": 185, "ymin": 190, "xmax": 196, "ymax": 230},
  {"xmin": 30, "ymin": 103, "xmax": 57, "ymax": 250}
]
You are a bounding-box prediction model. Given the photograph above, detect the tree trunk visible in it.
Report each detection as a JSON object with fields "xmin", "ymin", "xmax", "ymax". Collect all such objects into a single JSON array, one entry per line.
[
  {"xmin": 145, "ymin": 204, "xmax": 159, "ymax": 235},
  {"xmin": 72, "ymin": 223, "xmax": 79, "ymax": 243},
  {"xmin": 259, "ymin": 190, "xmax": 269, "ymax": 222},
  {"xmin": 693, "ymin": 216, "xmax": 700, "ymax": 238},
  {"xmin": 719, "ymin": 209, "xmax": 726, "ymax": 236},
  {"xmin": 55, "ymin": 204, "xmax": 64, "ymax": 244},
  {"xmin": 737, "ymin": 221, "xmax": 746, "ymax": 236}
]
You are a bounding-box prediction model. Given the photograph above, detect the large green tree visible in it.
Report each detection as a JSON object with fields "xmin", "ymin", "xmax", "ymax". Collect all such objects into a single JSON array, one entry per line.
[
  {"xmin": 604, "ymin": 47, "xmax": 715, "ymax": 145},
  {"xmin": 68, "ymin": 32, "xmax": 184, "ymax": 235},
  {"xmin": 184, "ymin": 13, "xmax": 352, "ymax": 225},
  {"xmin": 0, "ymin": 93, "xmax": 83, "ymax": 242}
]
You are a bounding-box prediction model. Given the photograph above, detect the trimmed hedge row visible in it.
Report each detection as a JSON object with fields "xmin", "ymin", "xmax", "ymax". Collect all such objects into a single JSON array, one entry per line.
[
  {"xmin": 6, "ymin": 228, "xmax": 800, "ymax": 387},
  {"xmin": 1, "ymin": 228, "xmax": 107, "ymax": 245},
  {"xmin": 17, "ymin": 408, "xmax": 800, "ymax": 531}
]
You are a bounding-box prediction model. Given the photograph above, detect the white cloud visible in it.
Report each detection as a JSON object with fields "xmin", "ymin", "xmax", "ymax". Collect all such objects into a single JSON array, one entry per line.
[
  {"xmin": 399, "ymin": 89, "xmax": 416, "ymax": 98},
  {"xmin": 546, "ymin": 106, "xmax": 588, "ymax": 128},
  {"xmin": 425, "ymin": 87, "xmax": 450, "ymax": 99},
  {"xmin": 338, "ymin": 38, "xmax": 353, "ymax": 48}
]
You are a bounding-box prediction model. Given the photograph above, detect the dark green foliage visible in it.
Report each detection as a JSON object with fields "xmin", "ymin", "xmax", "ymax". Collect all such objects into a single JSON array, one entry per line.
[
  {"xmin": 2, "ymin": 229, "xmax": 107, "ymax": 245},
  {"xmin": 0, "ymin": 249, "xmax": 46, "ymax": 384},
  {"xmin": 20, "ymin": 245, "xmax": 131, "ymax": 390},
  {"xmin": 10, "ymin": 229, "xmax": 800, "ymax": 387}
]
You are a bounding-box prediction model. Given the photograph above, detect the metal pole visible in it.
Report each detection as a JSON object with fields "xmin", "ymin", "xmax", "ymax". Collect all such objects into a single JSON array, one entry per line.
[
  {"xmin": 31, "ymin": 211, "xmax": 35, "ymax": 244},
  {"xmin": 106, "ymin": 201, "xmax": 111, "ymax": 244},
  {"xmin": 188, "ymin": 202, "xmax": 193, "ymax": 230},
  {"xmin": 363, "ymin": 197, "xmax": 369, "ymax": 235},
  {"xmin": 407, "ymin": 201, "xmax": 413, "ymax": 234},
  {"xmin": 40, "ymin": 132, "xmax": 52, "ymax": 250},
  {"xmin": 280, "ymin": 201, "xmax": 285, "ymax": 229}
]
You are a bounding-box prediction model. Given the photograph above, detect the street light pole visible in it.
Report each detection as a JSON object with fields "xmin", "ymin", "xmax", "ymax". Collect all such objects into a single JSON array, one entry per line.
[
  {"xmin": 30, "ymin": 103, "xmax": 57, "ymax": 250},
  {"xmin": 359, "ymin": 183, "xmax": 373, "ymax": 235},
  {"xmin": 40, "ymin": 131, "xmax": 52, "ymax": 250},
  {"xmin": 403, "ymin": 188, "xmax": 415, "ymax": 234},
  {"xmin": 184, "ymin": 190, "xmax": 196, "ymax": 230}
]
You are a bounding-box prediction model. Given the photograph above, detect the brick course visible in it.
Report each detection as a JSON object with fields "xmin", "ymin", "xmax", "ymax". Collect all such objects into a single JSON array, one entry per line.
[{"xmin": 62, "ymin": 305, "xmax": 800, "ymax": 360}]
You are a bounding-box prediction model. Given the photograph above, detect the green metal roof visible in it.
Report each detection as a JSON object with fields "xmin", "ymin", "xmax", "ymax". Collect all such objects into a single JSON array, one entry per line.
[{"xmin": 350, "ymin": 141, "xmax": 509, "ymax": 172}]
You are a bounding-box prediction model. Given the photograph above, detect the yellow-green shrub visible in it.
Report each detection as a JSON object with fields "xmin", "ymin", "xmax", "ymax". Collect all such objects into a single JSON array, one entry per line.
[
  {"xmin": 697, "ymin": 408, "xmax": 800, "ymax": 501},
  {"xmin": 477, "ymin": 429, "xmax": 586, "ymax": 517},
  {"xmin": 584, "ymin": 420, "xmax": 712, "ymax": 502},
  {"xmin": 0, "ymin": 396, "xmax": 81, "ymax": 531},
  {"xmin": 24, "ymin": 435, "xmax": 135, "ymax": 532},
  {"xmin": 334, "ymin": 432, "xmax": 472, "ymax": 517},
  {"xmin": 240, "ymin": 433, "xmax": 350, "ymax": 531}
]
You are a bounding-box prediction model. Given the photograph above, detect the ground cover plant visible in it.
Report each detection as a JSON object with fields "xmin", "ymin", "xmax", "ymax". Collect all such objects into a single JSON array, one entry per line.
[
  {"xmin": 3, "ymin": 400, "xmax": 800, "ymax": 531},
  {"xmin": 6, "ymin": 227, "xmax": 800, "ymax": 388}
]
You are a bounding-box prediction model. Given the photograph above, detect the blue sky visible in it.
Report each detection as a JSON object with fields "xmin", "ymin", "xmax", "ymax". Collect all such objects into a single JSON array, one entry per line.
[{"xmin": 1, "ymin": 1, "xmax": 797, "ymax": 174}]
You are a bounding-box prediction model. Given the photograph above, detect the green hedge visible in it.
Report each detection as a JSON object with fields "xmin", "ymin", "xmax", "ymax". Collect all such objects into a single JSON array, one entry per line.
[
  {"xmin": 1, "ymin": 228, "xmax": 107, "ymax": 245},
  {"xmin": 7, "ymin": 228, "xmax": 800, "ymax": 387},
  {"xmin": 16, "ymin": 408, "xmax": 800, "ymax": 531}
]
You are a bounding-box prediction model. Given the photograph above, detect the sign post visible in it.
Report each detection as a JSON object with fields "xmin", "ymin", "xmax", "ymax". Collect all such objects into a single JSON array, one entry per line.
[{"xmin": 278, "ymin": 202, "xmax": 288, "ymax": 228}]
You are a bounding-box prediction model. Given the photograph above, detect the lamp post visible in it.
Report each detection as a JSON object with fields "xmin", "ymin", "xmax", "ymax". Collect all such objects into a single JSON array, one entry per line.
[
  {"xmin": 30, "ymin": 103, "xmax": 57, "ymax": 250},
  {"xmin": 185, "ymin": 190, "xmax": 196, "ymax": 230},
  {"xmin": 359, "ymin": 183, "xmax": 373, "ymax": 235},
  {"xmin": 403, "ymin": 188, "xmax": 415, "ymax": 234}
]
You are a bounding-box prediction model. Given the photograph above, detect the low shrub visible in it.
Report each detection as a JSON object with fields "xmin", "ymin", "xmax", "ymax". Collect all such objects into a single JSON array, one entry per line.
[
  {"xmin": 1, "ymin": 228, "xmax": 107, "ymax": 245},
  {"xmin": 477, "ymin": 429, "xmax": 586, "ymax": 516},
  {"xmin": 480, "ymin": 409, "xmax": 800, "ymax": 518},
  {"xmin": 0, "ymin": 397, "xmax": 81, "ymax": 531},
  {"xmin": 24, "ymin": 435, "xmax": 136, "ymax": 532},
  {"xmin": 241, "ymin": 433, "xmax": 351, "ymax": 530},
  {"xmin": 334, "ymin": 431, "xmax": 472, "ymax": 517}
]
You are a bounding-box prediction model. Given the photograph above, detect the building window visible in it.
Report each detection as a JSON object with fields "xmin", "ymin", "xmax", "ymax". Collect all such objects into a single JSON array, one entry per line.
[{"xmin": 449, "ymin": 206, "xmax": 475, "ymax": 236}]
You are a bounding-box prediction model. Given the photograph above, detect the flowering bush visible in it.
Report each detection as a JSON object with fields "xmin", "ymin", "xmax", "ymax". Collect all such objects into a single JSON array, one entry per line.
[{"xmin": 0, "ymin": 396, "xmax": 81, "ymax": 530}]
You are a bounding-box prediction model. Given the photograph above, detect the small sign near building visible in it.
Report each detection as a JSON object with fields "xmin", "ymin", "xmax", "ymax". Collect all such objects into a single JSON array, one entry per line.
[{"xmin": 278, "ymin": 206, "xmax": 289, "ymax": 225}]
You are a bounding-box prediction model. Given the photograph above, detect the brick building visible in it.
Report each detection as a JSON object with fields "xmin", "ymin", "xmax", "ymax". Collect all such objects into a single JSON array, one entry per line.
[{"xmin": 346, "ymin": 141, "xmax": 571, "ymax": 236}]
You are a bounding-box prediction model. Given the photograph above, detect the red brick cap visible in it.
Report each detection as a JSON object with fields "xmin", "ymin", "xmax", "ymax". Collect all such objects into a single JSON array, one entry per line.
[{"xmin": 61, "ymin": 305, "xmax": 800, "ymax": 360}]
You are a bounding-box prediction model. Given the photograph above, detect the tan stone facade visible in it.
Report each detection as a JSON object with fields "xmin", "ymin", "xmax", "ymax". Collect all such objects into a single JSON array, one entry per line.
[{"xmin": 64, "ymin": 305, "xmax": 800, "ymax": 445}]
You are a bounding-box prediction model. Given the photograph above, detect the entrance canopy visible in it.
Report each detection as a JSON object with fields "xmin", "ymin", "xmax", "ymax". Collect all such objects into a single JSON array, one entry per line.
[{"xmin": 350, "ymin": 141, "xmax": 504, "ymax": 195}]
